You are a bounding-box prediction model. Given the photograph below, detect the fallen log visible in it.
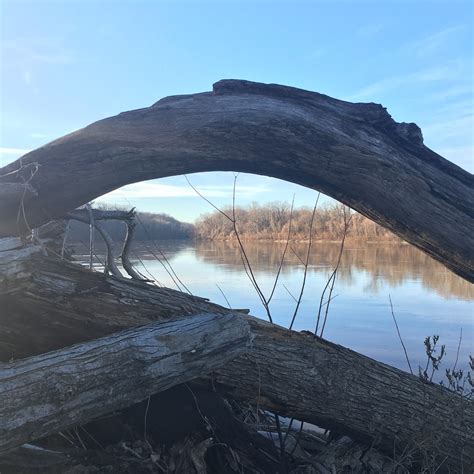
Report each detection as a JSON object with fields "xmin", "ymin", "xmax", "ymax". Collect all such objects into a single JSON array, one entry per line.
[
  {"xmin": 0, "ymin": 311, "xmax": 252, "ymax": 454},
  {"xmin": 0, "ymin": 80, "xmax": 472, "ymax": 281},
  {"xmin": 1, "ymin": 243, "xmax": 472, "ymax": 471}
]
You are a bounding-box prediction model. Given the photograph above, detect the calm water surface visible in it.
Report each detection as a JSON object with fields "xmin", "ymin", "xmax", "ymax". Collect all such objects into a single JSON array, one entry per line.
[{"xmin": 85, "ymin": 240, "xmax": 474, "ymax": 377}]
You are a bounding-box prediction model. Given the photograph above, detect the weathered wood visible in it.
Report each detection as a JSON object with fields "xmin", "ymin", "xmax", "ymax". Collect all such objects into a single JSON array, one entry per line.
[
  {"xmin": 65, "ymin": 212, "xmax": 122, "ymax": 277},
  {"xmin": 0, "ymin": 80, "xmax": 472, "ymax": 281},
  {"xmin": 0, "ymin": 237, "xmax": 23, "ymax": 252},
  {"xmin": 65, "ymin": 208, "xmax": 135, "ymax": 222},
  {"xmin": 121, "ymin": 219, "xmax": 149, "ymax": 281},
  {"xmin": 205, "ymin": 320, "xmax": 473, "ymax": 472},
  {"xmin": 1, "ymin": 245, "xmax": 472, "ymax": 471},
  {"xmin": 0, "ymin": 311, "xmax": 252, "ymax": 454}
]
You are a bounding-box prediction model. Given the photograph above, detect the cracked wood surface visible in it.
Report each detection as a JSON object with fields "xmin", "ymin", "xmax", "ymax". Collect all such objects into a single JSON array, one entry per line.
[
  {"xmin": 0, "ymin": 80, "xmax": 472, "ymax": 281},
  {"xmin": 0, "ymin": 311, "xmax": 252, "ymax": 454}
]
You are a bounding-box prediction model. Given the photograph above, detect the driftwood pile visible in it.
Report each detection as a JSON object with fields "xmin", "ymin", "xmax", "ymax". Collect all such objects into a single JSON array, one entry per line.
[{"xmin": 0, "ymin": 80, "xmax": 473, "ymax": 472}]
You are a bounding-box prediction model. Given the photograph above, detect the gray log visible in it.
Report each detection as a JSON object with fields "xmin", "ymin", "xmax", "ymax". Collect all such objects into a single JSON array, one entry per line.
[
  {"xmin": 0, "ymin": 80, "xmax": 472, "ymax": 281},
  {"xmin": 0, "ymin": 311, "xmax": 252, "ymax": 454},
  {"xmin": 1, "ymin": 243, "xmax": 472, "ymax": 471}
]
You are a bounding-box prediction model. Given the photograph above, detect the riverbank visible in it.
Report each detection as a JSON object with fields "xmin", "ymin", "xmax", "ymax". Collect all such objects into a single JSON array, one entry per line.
[{"xmin": 67, "ymin": 204, "xmax": 402, "ymax": 244}]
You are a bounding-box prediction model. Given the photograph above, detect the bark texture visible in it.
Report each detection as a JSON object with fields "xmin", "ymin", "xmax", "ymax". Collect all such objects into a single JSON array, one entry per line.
[
  {"xmin": 1, "ymin": 243, "xmax": 472, "ymax": 471},
  {"xmin": 0, "ymin": 311, "xmax": 252, "ymax": 454},
  {"xmin": 0, "ymin": 80, "xmax": 472, "ymax": 281}
]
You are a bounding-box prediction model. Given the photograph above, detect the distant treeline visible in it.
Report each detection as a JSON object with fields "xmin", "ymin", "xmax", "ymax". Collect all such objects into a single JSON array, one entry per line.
[
  {"xmin": 194, "ymin": 203, "xmax": 400, "ymax": 242},
  {"xmin": 68, "ymin": 210, "xmax": 194, "ymax": 242},
  {"xmin": 68, "ymin": 203, "xmax": 399, "ymax": 243}
]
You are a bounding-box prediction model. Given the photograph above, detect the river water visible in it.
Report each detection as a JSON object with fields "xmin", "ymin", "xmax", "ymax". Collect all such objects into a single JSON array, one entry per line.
[{"xmin": 79, "ymin": 240, "xmax": 473, "ymax": 379}]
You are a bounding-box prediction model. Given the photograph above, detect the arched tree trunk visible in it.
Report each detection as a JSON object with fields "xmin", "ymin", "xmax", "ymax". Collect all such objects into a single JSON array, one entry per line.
[{"xmin": 0, "ymin": 80, "xmax": 472, "ymax": 281}]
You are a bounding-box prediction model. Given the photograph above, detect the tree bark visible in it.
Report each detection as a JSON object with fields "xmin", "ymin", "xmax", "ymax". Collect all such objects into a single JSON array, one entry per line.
[
  {"xmin": 1, "ymin": 243, "xmax": 472, "ymax": 471},
  {"xmin": 0, "ymin": 80, "xmax": 472, "ymax": 281},
  {"xmin": 0, "ymin": 311, "xmax": 252, "ymax": 454}
]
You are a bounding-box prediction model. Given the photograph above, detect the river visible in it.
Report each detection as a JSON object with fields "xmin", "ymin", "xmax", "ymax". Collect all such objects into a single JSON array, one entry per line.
[{"xmin": 77, "ymin": 240, "xmax": 473, "ymax": 380}]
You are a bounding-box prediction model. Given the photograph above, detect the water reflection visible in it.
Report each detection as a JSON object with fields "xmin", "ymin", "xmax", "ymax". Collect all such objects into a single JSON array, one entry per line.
[
  {"xmin": 191, "ymin": 241, "xmax": 473, "ymax": 301},
  {"xmin": 130, "ymin": 240, "xmax": 472, "ymax": 377}
]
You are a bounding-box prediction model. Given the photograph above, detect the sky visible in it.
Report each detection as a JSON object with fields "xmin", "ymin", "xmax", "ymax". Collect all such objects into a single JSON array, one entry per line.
[{"xmin": 1, "ymin": 0, "xmax": 472, "ymax": 222}]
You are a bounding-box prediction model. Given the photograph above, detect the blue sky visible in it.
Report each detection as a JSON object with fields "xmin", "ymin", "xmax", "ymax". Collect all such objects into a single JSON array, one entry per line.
[{"xmin": 1, "ymin": 0, "xmax": 472, "ymax": 222}]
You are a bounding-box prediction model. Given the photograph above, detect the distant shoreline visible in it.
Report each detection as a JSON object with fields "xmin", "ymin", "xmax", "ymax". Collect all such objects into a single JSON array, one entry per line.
[{"xmin": 68, "ymin": 204, "xmax": 402, "ymax": 244}]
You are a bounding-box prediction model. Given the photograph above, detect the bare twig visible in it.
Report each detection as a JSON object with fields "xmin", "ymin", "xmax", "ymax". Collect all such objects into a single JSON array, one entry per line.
[
  {"xmin": 315, "ymin": 205, "xmax": 351, "ymax": 337},
  {"xmin": 282, "ymin": 284, "xmax": 298, "ymax": 303},
  {"xmin": 86, "ymin": 204, "xmax": 95, "ymax": 271},
  {"xmin": 289, "ymin": 194, "xmax": 320, "ymax": 330},
  {"xmin": 185, "ymin": 175, "xmax": 233, "ymax": 221},
  {"xmin": 131, "ymin": 249, "xmax": 162, "ymax": 286},
  {"xmin": 453, "ymin": 328, "xmax": 463, "ymax": 371},
  {"xmin": 61, "ymin": 221, "xmax": 70, "ymax": 259},
  {"xmin": 267, "ymin": 195, "xmax": 295, "ymax": 304},
  {"xmin": 144, "ymin": 395, "xmax": 151, "ymax": 444},
  {"xmin": 289, "ymin": 246, "xmax": 306, "ymax": 266},
  {"xmin": 16, "ymin": 161, "xmax": 39, "ymax": 236},
  {"xmin": 129, "ymin": 206, "xmax": 192, "ymax": 295},
  {"xmin": 216, "ymin": 284, "xmax": 232, "ymax": 309},
  {"xmin": 389, "ymin": 294, "xmax": 413, "ymax": 375}
]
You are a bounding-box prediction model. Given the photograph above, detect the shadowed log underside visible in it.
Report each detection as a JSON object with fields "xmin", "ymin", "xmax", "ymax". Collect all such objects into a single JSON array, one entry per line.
[{"xmin": 0, "ymin": 80, "xmax": 472, "ymax": 281}]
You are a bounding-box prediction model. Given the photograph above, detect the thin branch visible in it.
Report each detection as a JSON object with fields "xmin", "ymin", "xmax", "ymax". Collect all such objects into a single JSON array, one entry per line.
[
  {"xmin": 289, "ymin": 246, "xmax": 306, "ymax": 266},
  {"xmin": 282, "ymin": 284, "xmax": 298, "ymax": 303},
  {"xmin": 16, "ymin": 161, "xmax": 39, "ymax": 236},
  {"xmin": 131, "ymin": 208, "xmax": 192, "ymax": 295},
  {"xmin": 453, "ymin": 328, "xmax": 463, "ymax": 372},
  {"xmin": 389, "ymin": 294, "xmax": 413, "ymax": 375},
  {"xmin": 216, "ymin": 284, "xmax": 232, "ymax": 309},
  {"xmin": 315, "ymin": 206, "xmax": 351, "ymax": 337},
  {"xmin": 267, "ymin": 195, "xmax": 295, "ymax": 304},
  {"xmin": 132, "ymin": 249, "xmax": 163, "ymax": 286},
  {"xmin": 86, "ymin": 204, "xmax": 95, "ymax": 271},
  {"xmin": 289, "ymin": 194, "xmax": 320, "ymax": 330},
  {"xmin": 61, "ymin": 220, "xmax": 70, "ymax": 259},
  {"xmin": 230, "ymin": 175, "xmax": 272, "ymax": 322},
  {"xmin": 185, "ymin": 175, "xmax": 233, "ymax": 221}
]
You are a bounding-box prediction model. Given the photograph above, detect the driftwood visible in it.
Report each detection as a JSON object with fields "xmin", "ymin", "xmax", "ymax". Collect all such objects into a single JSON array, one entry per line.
[
  {"xmin": 1, "ymin": 243, "xmax": 472, "ymax": 471},
  {"xmin": 0, "ymin": 80, "xmax": 472, "ymax": 281},
  {"xmin": 0, "ymin": 311, "xmax": 252, "ymax": 454},
  {"xmin": 64, "ymin": 208, "xmax": 150, "ymax": 281}
]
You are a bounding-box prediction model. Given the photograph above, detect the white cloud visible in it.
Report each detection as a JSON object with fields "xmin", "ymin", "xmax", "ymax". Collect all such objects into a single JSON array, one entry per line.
[
  {"xmin": 0, "ymin": 147, "xmax": 31, "ymax": 155},
  {"xmin": 429, "ymin": 85, "xmax": 472, "ymax": 102},
  {"xmin": 434, "ymin": 98, "xmax": 473, "ymax": 117},
  {"xmin": 356, "ymin": 23, "xmax": 385, "ymax": 39},
  {"xmin": 99, "ymin": 181, "xmax": 270, "ymax": 200},
  {"xmin": 2, "ymin": 40, "xmax": 73, "ymax": 66},
  {"xmin": 349, "ymin": 63, "xmax": 464, "ymax": 101},
  {"xmin": 406, "ymin": 25, "xmax": 464, "ymax": 57},
  {"xmin": 2, "ymin": 38, "xmax": 73, "ymax": 87},
  {"xmin": 422, "ymin": 115, "xmax": 473, "ymax": 141}
]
